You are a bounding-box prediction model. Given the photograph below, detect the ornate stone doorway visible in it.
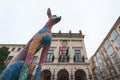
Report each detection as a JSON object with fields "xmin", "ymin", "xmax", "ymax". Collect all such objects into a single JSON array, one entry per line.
[
  {"xmin": 40, "ymin": 69, "xmax": 51, "ymax": 80},
  {"xmin": 75, "ymin": 69, "xmax": 87, "ymax": 80},
  {"xmin": 57, "ymin": 69, "xmax": 69, "ymax": 80}
]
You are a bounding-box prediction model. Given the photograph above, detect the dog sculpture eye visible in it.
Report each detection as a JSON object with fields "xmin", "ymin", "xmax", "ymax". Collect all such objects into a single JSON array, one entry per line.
[
  {"xmin": 50, "ymin": 15, "xmax": 57, "ymax": 19},
  {"xmin": 52, "ymin": 15, "xmax": 57, "ymax": 18}
]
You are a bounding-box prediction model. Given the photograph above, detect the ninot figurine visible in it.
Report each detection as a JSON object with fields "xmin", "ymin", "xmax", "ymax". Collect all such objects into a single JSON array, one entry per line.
[{"xmin": 0, "ymin": 8, "xmax": 61, "ymax": 80}]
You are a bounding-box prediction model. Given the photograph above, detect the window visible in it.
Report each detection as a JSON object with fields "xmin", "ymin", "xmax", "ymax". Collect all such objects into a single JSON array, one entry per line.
[
  {"xmin": 74, "ymin": 50, "xmax": 82, "ymax": 62},
  {"xmin": 94, "ymin": 56, "xmax": 98, "ymax": 67},
  {"xmin": 112, "ymin": 53, "xmax": 119, "ymax": 64},
  {"xmin": 32, "ymin": 56, "xmax": 38, "ymax": 64},
  {"xmin": 111, "ymin": 30, "xmax": 118, "ymax": 41},
  {"xmin": 109, "ymin": 68, "xmax": 117, "ymax": 76},
  {"xmin": 98, "ymin": 57, "xmax": 102, "ymax": 64},
  {"xmin": 17, "ymin": 48, "xmax": 21, "ymax": 51},
  {"xmin": 97, "ymin": 52, "xmax": 100, "ymax": 58},
  {"xmin": 106, "ymin": 60, "xmax": 112, "ymax": 68},
  {"xmin": 101, "ymin": 68, "xmax": 108, "ymax": 77},
  {"xmin": 117, "ymin": 63, "xmax": 120, "ymax": 71},
  {"xmin": 115, "ymin": 37, "xmax": 120, "ymax": 49},
  {"xmin": 97, "ymin": 52, "xmax": 103, "ymax": 64},
  {"xmin": 103, "ymin": 47, "xmax": 107, "ymax": 53},
  {"xmin": 107, "ymin": 46, "xmax": 114, "ymax": 55},
  {"xmin": 4, "ymin": 56, "xmax": 13, "ymax": 66},
  {"xmin": 62, "ymin": 40, "xmax": 68, "ymax": 46},
  {"xmin": 12, "ymin": 48, "xmax": 15, "ymax": 51},
  {"xmin": 119, "ymin": 26, "xmax": 120, "ymax": 31},
  {"xmin": 100, "ymin": 63, "xmax": 104, "ymax": 70},
  {"xmin": 46, "ymin": 50, "xmax": 54, "ymax": 62},
  {"xmin": 102, "ymin": 50, "xmax": 109, "ymax": 60},
  {"xmin": 75, "ymin": 50, "xmax": 81, "ymax": 54},
  {"xmin": 104, "ymin": 55, "xmax": 109, "ymax": 61},
  {"xmin": 104, "ymin": 40, "xmax": 110, "ymax": 48}
]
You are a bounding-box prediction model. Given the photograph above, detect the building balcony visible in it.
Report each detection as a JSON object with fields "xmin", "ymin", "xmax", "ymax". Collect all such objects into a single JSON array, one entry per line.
[
  {"xmin": 73, "ymin": 56, "xmax": 85, "ymax": 63},
  {"xmin": 104, "ymin": 55, "xmax": 109, "ymax": 61},
  {"xmin": 104, "ymin": 72, "xmax": 119, "ymax": 80},
  {"xmin": 58, "ymin": 56, "xmax": 69, "ymax": 62},
  {"xmin": 104, "ymin": 73, "xmax": 111, "ymax": 80},
  {"xmin": 106, "ymin": 64, "xmax": 113, "ymax": 69},
  {"xmin": 74, "ymin": 59, "xmax": 83, "ymax": 62},
  {"xmin": 45, "ymin": 56, "xmax": 55, "ymax": 63}
]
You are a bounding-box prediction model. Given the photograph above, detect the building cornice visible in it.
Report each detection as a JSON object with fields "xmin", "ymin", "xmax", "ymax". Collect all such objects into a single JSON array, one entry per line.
[
  {"xmin": 0, "ymin": 33, "xmax": 85, "ymax": 46},
  {"xmin": 0, "ymin": 44, "xmax": 25, "ymax": 46},
  {"xmin": 44, "ymin": 62, "xmax": 90, "ymax": 65},
  {"xmin": 52, "ymin": 33, "xmax": 84, "ymax": 38}
]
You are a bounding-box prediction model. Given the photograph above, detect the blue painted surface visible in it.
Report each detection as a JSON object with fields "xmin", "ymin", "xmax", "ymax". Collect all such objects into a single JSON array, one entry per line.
[
  {"xmin": 40, "ymin": 35, "xmax": 51, "ymax": 45},
  {"xmin": 38, "ymin": 26, "xmax": 47, "ymax": 34},
  {"xmin": 34, "ymin": 66, "xmax": 42, "ymax": 80},
  {"xmin": 0, "ymin": 60, "xmax": 23, "ymax": 80}
]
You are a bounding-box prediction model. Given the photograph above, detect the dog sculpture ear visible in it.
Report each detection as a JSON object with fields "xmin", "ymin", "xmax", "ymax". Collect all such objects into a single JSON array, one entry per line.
[{"xmin": 47, "ymin": 8, "xmax": 52, "ymax": 18}]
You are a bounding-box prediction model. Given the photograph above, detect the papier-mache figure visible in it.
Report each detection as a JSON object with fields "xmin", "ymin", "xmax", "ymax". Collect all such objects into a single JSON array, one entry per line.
[{"xmin": 0, "ymin": 8, "xmax": 61, "ymax": 80}]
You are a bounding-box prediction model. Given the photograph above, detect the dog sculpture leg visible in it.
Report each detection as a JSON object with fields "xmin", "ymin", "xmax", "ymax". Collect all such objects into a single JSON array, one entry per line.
[
  {"xmin": 18, "ymin": 33, "xmax": 46, "ymax": 80},
  {"xmin": 34, "ymin": 45, "xmax": 50, "ymax": 80}
]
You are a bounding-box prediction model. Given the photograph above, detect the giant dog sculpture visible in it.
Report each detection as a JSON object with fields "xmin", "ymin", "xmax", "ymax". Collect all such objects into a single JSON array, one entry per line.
[{"xmin": 0, "ymin": 8, "xmax": 61, "ymax": 80}]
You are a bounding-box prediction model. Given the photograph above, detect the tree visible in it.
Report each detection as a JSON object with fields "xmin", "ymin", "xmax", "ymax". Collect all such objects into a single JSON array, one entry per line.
[{"xmin": 0, "ymin": 46, "xmax": 9, "ymax": 74}]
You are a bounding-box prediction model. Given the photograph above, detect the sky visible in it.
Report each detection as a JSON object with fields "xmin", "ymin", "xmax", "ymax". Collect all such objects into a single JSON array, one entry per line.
[{"xmin": 0, "ymin": 0, "xmax": 120, "ymax": 59}]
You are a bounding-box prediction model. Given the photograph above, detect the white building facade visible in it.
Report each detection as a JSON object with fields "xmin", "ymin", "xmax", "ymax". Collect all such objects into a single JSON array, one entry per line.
[{"xmin": 0, "ymin": 31, "xmax": 93, "ymax": 80}]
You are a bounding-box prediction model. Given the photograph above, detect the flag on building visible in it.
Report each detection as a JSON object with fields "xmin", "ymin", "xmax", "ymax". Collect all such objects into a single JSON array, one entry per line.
[{"xmin": 59, "ymin": 47, "xmax": 69, "ymax": 56}]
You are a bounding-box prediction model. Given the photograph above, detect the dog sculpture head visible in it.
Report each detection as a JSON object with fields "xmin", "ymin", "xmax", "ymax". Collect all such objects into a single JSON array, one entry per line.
[{"xmin": 47, "ymin": 8, "xmax": 61, "ymax": 26}]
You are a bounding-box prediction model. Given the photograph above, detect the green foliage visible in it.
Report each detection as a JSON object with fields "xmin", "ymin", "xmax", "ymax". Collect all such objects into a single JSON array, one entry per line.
[{"xmin": 0, "ymin": 46, "xmax": 9, "ymax": 74}]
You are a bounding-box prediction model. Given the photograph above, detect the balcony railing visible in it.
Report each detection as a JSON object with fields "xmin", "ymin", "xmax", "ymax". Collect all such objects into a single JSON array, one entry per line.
[
  {"xmin": 74, "ymin": 58, "xmax": 83, "ymax": 62},
  {"xmin": 73, "ymin": 55, "xmax": 85, "ymax": 62},
  {"xmin": 58, "ymin": 56, "xmax": 69, "ymax": 62},
  {"xmin": 104, "ymin": 55, "xmax": 109, "ymax": 61},
  {"xmin": 106, "ymin": 63, "xmax": 113, "ymax": 68},
  {"xmin": 104, "ymin": 73, "xmax": 111, "ymax": 79},
  {"xmin": 45, "ymin": 56, "xmax": 54, "ymax": 63}
]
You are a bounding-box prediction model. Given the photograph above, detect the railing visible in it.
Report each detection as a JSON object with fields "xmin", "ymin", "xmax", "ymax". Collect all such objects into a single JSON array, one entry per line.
[
  {"xmin": 58, "ymin": 56, "xmax": 69, "ymax": 62},
  {"xmin": 73, "ymin": 56, "xmax": 84, "ymax": 62},
  {"xmin": 106, "ymin": 63, "xmax": 113, "ymax": 68},
  {"xmin": 104, "ymin": 55, "xmax": 109, "ymax": 61},
  {"xmin": 111, "ymin": 72, "xmax": 118, "ymax": 77},
  {"xmin": 74, "ymin": 58, "xmax": 83, "ymax": 62},
  {"xmin": 104, "ymin": 72, "xmax": 118, "ymax": 79},
  {"xmin": 45, "ymin": 56, "xmax": 54, "ymax": 63},
  {"xmin": 104, "ymin": 73, "xmax": 111, "ymax": 79}
]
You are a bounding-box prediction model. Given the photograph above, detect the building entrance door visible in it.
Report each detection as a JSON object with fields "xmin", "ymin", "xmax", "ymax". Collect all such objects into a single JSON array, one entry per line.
[
  {"xmin": 75, "ymin": 69, "xmax": 87, "ymax": 80},
  {"xmin": 40, "ymin": 70, "xmax": 51, "ymax": 80},
  {"xmin": 60, "ymin": 75, "xmax": 68, "ymax": 80},
  {"xmin": 75, "ymin": 76, "xmax": 81, "ymax": 80},
  {"xmin": 57, "ymin": 69, "xmax": 69, "ymax": 80},
  {"xmin": 46, "ymin": 76, "xmax": 51, "ymax": 80}
]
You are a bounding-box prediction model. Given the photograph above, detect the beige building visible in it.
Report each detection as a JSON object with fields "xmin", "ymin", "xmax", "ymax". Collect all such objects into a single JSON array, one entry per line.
[
  {"xmin": 90, "ymin": 17, "xmax": 120, "ymax": 80},
  {"xmin": 0, "ymin": 31, "xmax": 92, "ymax": 80}
]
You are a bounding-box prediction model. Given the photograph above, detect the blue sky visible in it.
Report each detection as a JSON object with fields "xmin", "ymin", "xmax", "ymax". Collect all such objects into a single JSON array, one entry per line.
[{"xmin": 0, "ymin": 0, "xmax": 120, "ymax": 58}]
